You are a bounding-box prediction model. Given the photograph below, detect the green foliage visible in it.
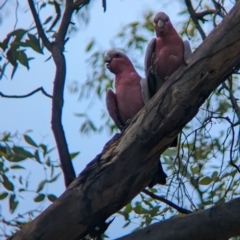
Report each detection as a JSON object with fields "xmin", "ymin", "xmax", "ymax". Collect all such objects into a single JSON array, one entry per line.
[
  {"xmin": 0, "ymin": 1, "xmax": 90, "ymax": 80},
  {"xmin": 0, "ymin": 29, "xmax": 43, "ymax": 79},
  {"xmin": 0, "ymin": 132, "xmax": 61, "ymax": 236}
]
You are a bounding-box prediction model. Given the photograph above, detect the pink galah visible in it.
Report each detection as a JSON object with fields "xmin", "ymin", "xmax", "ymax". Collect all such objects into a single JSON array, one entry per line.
[
  {"xmin": 145, "ymin": 12, "xmax": 192, "ymax": 147},
  {"xmin": 105, "ymin": 50, "xmax": 150, "ymax": 130},
  {"xmin": 105, "ymin": 49, "xmax": 166, "ymax": 186}
]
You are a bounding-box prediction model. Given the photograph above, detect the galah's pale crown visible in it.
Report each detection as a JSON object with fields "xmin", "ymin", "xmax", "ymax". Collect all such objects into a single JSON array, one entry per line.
[{"xmin": 105, "ymin": 50, "xmax": 134, "ymax": 74}]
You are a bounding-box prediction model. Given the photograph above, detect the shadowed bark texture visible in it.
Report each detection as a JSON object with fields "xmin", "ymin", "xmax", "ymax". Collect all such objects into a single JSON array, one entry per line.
[
  {"xmin": 118, "ymin": 198, "xmax": 240, "ymax": 240},
  {"xmin": 9, "ymin": 2, "xmax": 240, "ymax": 240}
]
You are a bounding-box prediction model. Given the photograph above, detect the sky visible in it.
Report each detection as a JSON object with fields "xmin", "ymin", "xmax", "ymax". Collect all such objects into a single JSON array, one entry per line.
[{"xmin": 0, "ymin": 0, "xmax": 236, "ymax": 239}]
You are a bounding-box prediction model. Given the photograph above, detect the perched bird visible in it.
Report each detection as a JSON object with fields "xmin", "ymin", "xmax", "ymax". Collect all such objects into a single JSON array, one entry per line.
[
  {"xmin": 145, "ymin": 12, "xmax": 192, "ymax": 147},
  {"xmin": 105, "ymin": 49, "xmax": 166, "ymax": 186},
  {"xmin": 105, "ymin": 50, "xmax": 150, "ymax": 130}
]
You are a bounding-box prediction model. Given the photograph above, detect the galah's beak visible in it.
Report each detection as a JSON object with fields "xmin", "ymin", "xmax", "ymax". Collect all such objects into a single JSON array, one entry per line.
[
  {"xmin": 157, "ymin": 19, "xmax": 165, "ymax": 32},
  {"xmin": 105, "ymin": 55, "xmax": 112, "ymax": 67}
]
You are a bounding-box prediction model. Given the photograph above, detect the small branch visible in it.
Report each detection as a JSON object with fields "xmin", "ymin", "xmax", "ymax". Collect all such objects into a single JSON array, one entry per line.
[
  {"xmin": 142, "ymin": 189, "xmax": 192, "ymax": 214},
  {"xmin": 27, "ymin": 0, "xmax": 52, "ymax": 51},
  {"xmin": 204, "ymin": 116, "xmax": 240, "ymax": 174},
  {"xmin": 222, "ymin": 82, "xmax": 240, "ymax": 121},
  {"xmin": 212, "ymin": 0, "xmax": 227, "ymax": 17},
  {"xmin": 50, "ymin": 0, "xmax": 77, "ymax": 187},
  {"xmin": 0, "ymin": 0, "xmax": 8, "ymax": 9},
  {"xmin": 74, "ymin": 0, "xmax": 90, "ymax": 10},
  {"xmin": 47, "ymin": 1, "xmax": 61, "ymax": 32},
  {"xmin": 14, "ymin": 0, "xmax": 19, "ymax": 29},
  {"xmin": 55, "ymin": 0, "xmax": 74, "ymax": 45},
  {"xmin": 102, "ymin": 0, "xmax": 106, "ymax": 12},
  {"xmin": 28, "ymin": 0, "xmax": 76, "ymax": 187},
  {"xmin": 195, "ymin": 9, "xmax": 217, "ymax": 21},
  {"xmin": 0, "ymin": 87, "xmax": 52, "ymax": 99},
  {"xmin": 226, "ymin": 118, "xmax": 240, "ymax": 174},
  {"xmin": 185, "ymin": 0, "xmax": 206, "ymax": 40}
]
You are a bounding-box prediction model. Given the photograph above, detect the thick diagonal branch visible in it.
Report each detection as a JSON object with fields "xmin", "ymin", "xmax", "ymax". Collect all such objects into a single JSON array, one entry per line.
[
  {"xmin": 9, "ymin": 2, "xmax": 240, "ymax": 240},
  {"xmin": 118, "ymin": 197, "xmax": 240, "ymax": 240}
]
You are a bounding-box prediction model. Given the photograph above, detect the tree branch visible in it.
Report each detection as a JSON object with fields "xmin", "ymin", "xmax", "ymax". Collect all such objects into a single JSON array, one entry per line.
[
  {"xmin": 0, "ymin": 0, "xmax": 8, "ymax": 9},
  {"xmin": 142, "ymin": 189, "xmax": 192, "ymax": 214},
  {"xmin": 222, "ymin": 82, "xmax": 240, "ymax": 121},
  {"xmin": 47, "ymin": 1, "xmax": 61, "ymax": 32},
  {"xmin": 185, "ymin": 0, "xmax": 207, "ymax": 40},
  {"xmin": 195, "ymin": 9, "xmax": 217, "ymax": 20},
  {"xmin": 0, "ymin": 87, "xmax": 52, "ymax": 99},
  {"xmin": 118, "ymin": 197, "xmax": 240, "ymax": 240},
  {"xmin": 49, "ymin": 0, "xmax": 76, "ymax": 187},
  {"xmin": 28, "ymin": 0, "xmax": 76, "ymax": 187},
  {"xmin": 9, "ymin": 2, "xmax": 240, "ymax": 239},
  {"xmin": 204, "ymin": 116, "xmax": 240, "ymax": 173},
  {"xmin": 55, "ymin": 0, "xmax": 74, "ymax": 45},
  {"xmin": 102, "ymin": 0, "xmax": 106, "ymax": 12},
  {"xmin": 27, "ymin": 0, "xmax": 52, "ymax": 51},
  {"xmin": 74, "ymin": 0, "xmax": 90, "ymax": 10}
]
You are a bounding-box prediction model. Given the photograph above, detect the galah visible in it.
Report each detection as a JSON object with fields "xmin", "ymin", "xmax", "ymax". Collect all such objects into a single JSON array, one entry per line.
[
  {"xmin": 145, "ymin": 12, "xmax": 192, "ymax": 147},
  {"xmin": 105, "ymin": 49, "xmax": 166, "ymax": 186},
  {"xmin": 105, "ymin": 50, "xmax": 150, "ymax": 130}
]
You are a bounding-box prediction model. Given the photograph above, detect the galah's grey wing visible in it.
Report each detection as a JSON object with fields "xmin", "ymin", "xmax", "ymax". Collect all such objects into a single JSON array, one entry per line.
[
  {"xmin": 144, "ymin": 38, "xmax": 157, "ymax": 97},
  {"xmin": 183, "ymin": 40, "xmax": 192, "ymax": 64},
  {"xmin": 106, "ymin": 89, "xmax": 125, "ymax": 130},
  {"xmin": 140, "ymin": 78, "xmax": 151, "ymax": 104}
]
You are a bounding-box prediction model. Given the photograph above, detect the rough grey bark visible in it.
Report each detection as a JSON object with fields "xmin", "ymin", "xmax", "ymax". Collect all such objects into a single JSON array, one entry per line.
[
  {"xmin": 118, "ymin": 197, "xmax": 240, "ymax": 240},
  {"xmin": 9, "ymin": 2, "xmax": 240, "ymax": 240}
]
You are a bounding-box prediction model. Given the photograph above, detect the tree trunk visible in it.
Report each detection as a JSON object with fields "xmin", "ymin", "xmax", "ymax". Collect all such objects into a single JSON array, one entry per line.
[{"xmin": 9, "ymin": 2, "xmax": 240, "ymax": 240}]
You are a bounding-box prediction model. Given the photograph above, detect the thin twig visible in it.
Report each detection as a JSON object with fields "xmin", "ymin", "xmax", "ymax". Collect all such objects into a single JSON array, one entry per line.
[
  {"xmin": 27, "ymin": 0, "xmax": 52, "ymax": 50},
  {"xmin": 204, "ymin": 116, "xmax": 240, "ymax": 174},
  {"xmin": 14, "ymin": 0, "xmax": 19, "ymax": 29},
  {"xmin": 0, "ymin": 87, "xmax": 52, "ymax": 99},
  {"xmin": 47, "ymin": 1, "xmax": 61, "ymax": 32},
  {"xmin": 74, "ymin": 0, "xmax": 90, "ymax": 10},
  {"xmin": 222, "ymin": 82, "xmax": 240, "ymax": 121},
  {"xmin": 0, "ymin": 0, "xmax": 8, "ymax": 9},
  {"xmin": 211, "ymin": 0, "xmax": 227, "ymax": 17},
  {"xmin": 185, "ymin": 0, "xmax": 206, "ymax": 40},
  {"xmin": 142, "ymin": 189, "xmax": 192, "ymax": 214}
]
